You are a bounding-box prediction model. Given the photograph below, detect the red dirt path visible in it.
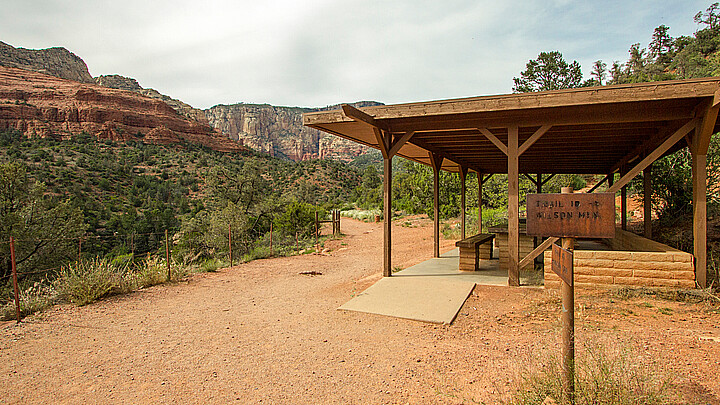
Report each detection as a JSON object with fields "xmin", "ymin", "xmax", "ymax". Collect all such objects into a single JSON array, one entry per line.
[{"xmin": 1, "ymin": 217, "xmax": 719, "ymax": 404}]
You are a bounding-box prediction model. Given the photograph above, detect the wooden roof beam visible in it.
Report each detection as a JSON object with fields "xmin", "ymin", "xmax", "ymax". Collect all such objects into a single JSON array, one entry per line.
[
  {"xmin": 518, "ymin": 125, "xmax": 552, "ymax": 155},
  {"xmin": 478, "ymin": 128, "xmax": 508, "ymax": 155},
  {"xmin": 694, "ymin": 92, "xmax": 720, "ymax": 155},
  {"xmin": 388, "ymin": 131, "xmax": 415, "ymax": 157},
  {"xmin": 341, "ymin": 104, "xmax": 389, "ymax": 132},
  {"xmin": 608, "ymin": 118, "xmax": 699, "ymax": 193},
  {"xmin": 410, "ymin": 137, "xmax": 482, "ymax": 173}
]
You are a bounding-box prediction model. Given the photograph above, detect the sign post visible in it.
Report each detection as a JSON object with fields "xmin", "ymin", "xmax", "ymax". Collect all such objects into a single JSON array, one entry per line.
[{"xmin": 526, "ymin": 187, "xmax": 615, "ymax": 403}]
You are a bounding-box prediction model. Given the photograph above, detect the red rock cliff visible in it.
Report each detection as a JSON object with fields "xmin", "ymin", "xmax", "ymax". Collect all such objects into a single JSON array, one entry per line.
[{"xmin": 0, "ymin": 66, "xmax": 245, "ymax": 152}]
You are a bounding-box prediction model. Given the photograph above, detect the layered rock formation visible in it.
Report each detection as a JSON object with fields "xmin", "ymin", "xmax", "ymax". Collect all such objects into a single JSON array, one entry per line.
[
  {"xmin": 0, "ymin": 41, "xmax": 94, "ymax": 84},
  {"xmin": 0, "ymin": 41, "xmax": 375, "ymax": 161},
  {"xmin": 205, "ymin": 102, "xmax": 377, "ymax": 162},
  {"xmin": 0, "ymin": 66, "xmax": 245, "ymax": 152}
]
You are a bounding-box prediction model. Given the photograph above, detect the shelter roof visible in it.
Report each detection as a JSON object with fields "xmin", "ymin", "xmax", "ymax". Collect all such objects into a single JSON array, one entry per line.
[{"xmin": 303, "ymin": 78, "xmax": 720, "ymax": 174}]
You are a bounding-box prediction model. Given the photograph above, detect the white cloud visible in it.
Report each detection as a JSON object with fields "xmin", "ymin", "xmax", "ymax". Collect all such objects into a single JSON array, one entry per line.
[{"xmin": 0, "ymin": 0, "xmax": 711, "ymax": 108}]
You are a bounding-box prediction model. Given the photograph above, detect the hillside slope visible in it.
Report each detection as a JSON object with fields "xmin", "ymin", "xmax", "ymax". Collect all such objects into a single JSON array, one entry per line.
[{"xmin": 0, "ymin": 65, "xmax": 245, "ymax": 152}]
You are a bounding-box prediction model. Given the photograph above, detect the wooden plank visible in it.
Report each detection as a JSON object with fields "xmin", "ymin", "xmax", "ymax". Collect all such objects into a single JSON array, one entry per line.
[
  {"xmin": 306, "ymin": 79, "xmax": 720, "ymax": 125},
  {"xmin": 518, "ymin": 125, "xmax": 552, "ymax": 156},
  {"xmin": 478, "ymin": 127, "xmax": 508, "ymax": 155},
  {"xmin": 693, "ymin": 152, "xmax": 707, "ymax": 288},
  {"xmin": 608, "ymin": 118, "xmax": 699, "ymax": 193},
  {"xmin": 526, "ymin": 193, "xmax": 616, "ymax": 238},
  {"xmin": 519, "ymin": 237, "xmax": 558, "ymax": 269},
  {"xmin": 387, "ymin": 131, "xmax": 415, "ymax": 158},
  {"xmin": 341, "ymin": 104, "xmax": 388, "ymax": 131},
  {"xmin": 587, "ymin": 173, "xmax": 612, "ymax": 193},
  {"xmin": 508, "ymin": 126, "xmax": 520, "ymax": 286}
]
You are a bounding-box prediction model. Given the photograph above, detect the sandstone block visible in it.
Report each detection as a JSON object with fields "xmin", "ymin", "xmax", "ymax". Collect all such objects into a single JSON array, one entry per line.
[{"xmin": 594, "ymin": 251, "xmax": 633, "ymax": 260}]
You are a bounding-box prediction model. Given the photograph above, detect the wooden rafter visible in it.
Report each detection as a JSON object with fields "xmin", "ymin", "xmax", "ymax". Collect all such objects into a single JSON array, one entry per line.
[
  {"xmin": 477, "ymin": 127, "xmax": 508, "ymax": 155},
  {"xmin": 608, "ymin": 118, "xmax": 699, "ymax": 194},
  {"xmin": 388, "ymin": 131, "xmax": 415, "ymax": 157},
  {"xmin": 518, "ymin": 125, "xmax": 552, "ymax": 155}
]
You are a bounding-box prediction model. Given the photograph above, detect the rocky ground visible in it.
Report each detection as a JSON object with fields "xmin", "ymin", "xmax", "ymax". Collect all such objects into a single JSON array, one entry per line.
[{"xmin": 1, "ymin": 217, "xmax": 719, "ymax": 404}]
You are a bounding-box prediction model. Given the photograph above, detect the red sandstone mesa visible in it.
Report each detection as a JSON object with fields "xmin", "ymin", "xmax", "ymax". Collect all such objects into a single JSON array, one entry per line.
[{"xmin": 0, "ymin": 65, "xmax": 245, "ymax": 152}]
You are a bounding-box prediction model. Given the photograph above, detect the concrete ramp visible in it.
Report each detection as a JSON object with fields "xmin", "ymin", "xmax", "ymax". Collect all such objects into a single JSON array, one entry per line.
[
  {"xmin": 339, "ymin": 249, "xmax": 506, "ymax": 324},
  {"xmin": 338, "ymin": 276, "xmax": 475, "ymax": 324}
]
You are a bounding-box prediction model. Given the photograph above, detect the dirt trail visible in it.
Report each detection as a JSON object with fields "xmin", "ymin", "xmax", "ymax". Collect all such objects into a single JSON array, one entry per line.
[{"xmin": 1, "ymin": 217, "xmax": 719, "ymax": 404}]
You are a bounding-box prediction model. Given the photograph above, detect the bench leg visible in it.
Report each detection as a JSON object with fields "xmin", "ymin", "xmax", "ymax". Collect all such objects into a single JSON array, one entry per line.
[{"xmin": 475, "ymin": 244, "xmax": 479, "ymax": 271}]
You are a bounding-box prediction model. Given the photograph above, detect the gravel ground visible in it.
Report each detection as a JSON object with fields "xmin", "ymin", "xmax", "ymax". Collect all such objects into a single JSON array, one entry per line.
[{"xmin": 1, "ymin": 217, "xmax": 719, "ymax": 404}]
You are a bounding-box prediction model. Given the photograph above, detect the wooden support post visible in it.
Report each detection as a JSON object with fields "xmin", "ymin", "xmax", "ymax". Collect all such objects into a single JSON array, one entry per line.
[
  {"xmin": 508, "ymin": 126, "xmax": 520, "ymax": 286},
  {"xmin": 270, "ymin": 222, "xmax": 274, "ymax": 257},
  {"xmin": 460, "ymin": 167, "xmax": 467, "ymax": 240},
  {"xmin": 620, "ymin": 168, "xmax": 628, "ymax": 231},
  {"xmin": 430, "ymin": 153, "xmax": 443, "ymax": 258},
  {"xmin": 693, "ymin": 152, "xmax": 708, "ymax": 288},
  {"xmin": 165, "ymin": 229, "xmax": 171, "ymax": 281},
  {"xmin": 10, "ymin": 237, "xmax": 20, "ymax": 324},
  {"xmin": 229, "ymin": 224, "xmax": 233, "ymax": 267},
  {"xmin": 383, "ymin": 153, "xmax": 392, "ymax": 276},
  {"xmin": 478, "ymin": 173, "xmax": 483, "ymax": 234},
  {"xmin": 643, "ymin": 165, "xmax": 652, "ymax": 239},
  {"xmin": 561, "ymin": 188, "xmax": 575, "ymax": 402}
]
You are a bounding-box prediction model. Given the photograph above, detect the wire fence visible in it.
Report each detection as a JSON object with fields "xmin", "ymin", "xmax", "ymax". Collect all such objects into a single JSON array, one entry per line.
[{"xmin": 1, "ymin": 211, "xmax": 342, "ymax": 324}]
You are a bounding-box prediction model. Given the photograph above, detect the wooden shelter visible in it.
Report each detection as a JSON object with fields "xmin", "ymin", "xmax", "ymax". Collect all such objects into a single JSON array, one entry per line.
[{"xmin": 303, "ymin": 78, "xmax": 720, "ymax": 287}]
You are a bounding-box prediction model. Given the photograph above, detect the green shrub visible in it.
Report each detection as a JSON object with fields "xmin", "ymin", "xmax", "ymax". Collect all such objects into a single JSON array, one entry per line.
[
  {"xmin": 133, "ymin": 256, "xmax": 168, "ymax": 288},
  {"xmin": 341, "ymin": 209, "xmax": 381, "ymax": 222},
  {"xmin": 0, "ymin": 281, "xmax": 56, "ymax": 321},
  {"xmin": 55, "ymin": 258, "xmax": 125, "ymax": 306},
  {"xmin": 510, "ymin": 343, "xmax": 674, "ymax": 404}
]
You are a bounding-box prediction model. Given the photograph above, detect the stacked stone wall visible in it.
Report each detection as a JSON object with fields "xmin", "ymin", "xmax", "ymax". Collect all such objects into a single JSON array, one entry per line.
[{"xmin": 544, "ymin": 229, "xmax": 695, "ymax": 289}]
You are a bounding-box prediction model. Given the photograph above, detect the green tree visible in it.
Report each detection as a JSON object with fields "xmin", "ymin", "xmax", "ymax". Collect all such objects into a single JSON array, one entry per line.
[
  {"xmin": 590, "ymin": 60, "xmax": 607, "ymax": 85},
  {"xmin": 0, "ymin": 162, "xmax": 85, "ymax": 281},
  {"xmin": 695, "ymin": 2, "xmax": 720, "ymax": 31},
  {"xmin": 512, "ymin": 51, "xmax": 583, "ymax": 92}
]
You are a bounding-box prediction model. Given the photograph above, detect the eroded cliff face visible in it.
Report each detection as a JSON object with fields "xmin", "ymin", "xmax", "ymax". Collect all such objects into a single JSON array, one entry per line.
[
  {"xmin": 205, "ymin": 102, "xmax": 377, "ymax": 162},
  {"xmin": 0, "ymin": 42, "xmax": 375, "ymax": 161},
  {"xmin": 0, "ymin": 41, "xmax": 94, "ymax": 84},
  {"xmin": 0, "ymin": 66, "xmax": 245, "ymax": 152}
]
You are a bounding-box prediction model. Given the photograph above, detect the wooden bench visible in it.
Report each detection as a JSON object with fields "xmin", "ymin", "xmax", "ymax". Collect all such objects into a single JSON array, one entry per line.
[{"xmin": 455, "ymin": 233, "xmax": 495, "ymax": 271}]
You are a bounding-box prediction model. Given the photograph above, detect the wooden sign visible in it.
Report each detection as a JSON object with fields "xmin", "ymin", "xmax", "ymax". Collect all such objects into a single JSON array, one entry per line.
[
  {"xmin": 526, "ymin": 193, "xmax": 615, "ymax": 238},
  {"xmin": 552, "ymin": 243, "xmax": 573, "ymax": 286}
]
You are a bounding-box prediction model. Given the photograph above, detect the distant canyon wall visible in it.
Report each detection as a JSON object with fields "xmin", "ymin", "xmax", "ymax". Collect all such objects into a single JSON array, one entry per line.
[
  {"xmin": 0, "ymin": 41, "xmax": 375, "ymax": 161},
  {"xmin": 205, "ymin": 103, "xmax": 375, "ymax": 162}
]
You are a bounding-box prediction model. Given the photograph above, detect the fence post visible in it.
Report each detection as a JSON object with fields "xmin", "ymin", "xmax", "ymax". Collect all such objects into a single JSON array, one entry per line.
[
  {"xmin": 165, "ymin": 229, "xmax": 171, "ymax": 281},
  {"xmin": 270, "ymin": 222, "xmax": 274, "ymax": 257},
  {"xmin": 335, "ymin": 210, "xmax": 340, "ymax": 235},
  {"xmin": 228, "ymin": 223, "xmax": 233, "ymax": 267},
  {"xmin": 10, "ymin": 237, "xmax": 20, "ymax": 324},
  {"xmin": 295, "ymin": 232, "xmax": 299, "ymax": 255},
  {"xmin": 315, "ymin": 211, "xmax": 319, "ymax": 252}
]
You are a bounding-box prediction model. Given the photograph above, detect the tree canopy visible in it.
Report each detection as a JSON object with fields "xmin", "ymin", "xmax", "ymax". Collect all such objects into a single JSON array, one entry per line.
[{"xmin": 512, "ymin": 51, "xmax": 583, "ymax": 92}]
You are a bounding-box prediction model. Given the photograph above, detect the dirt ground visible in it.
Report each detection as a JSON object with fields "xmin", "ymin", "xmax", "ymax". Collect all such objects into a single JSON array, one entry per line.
[{"xmin": 1, "ymin": 217, "xmax": 719, "ymax": 404}]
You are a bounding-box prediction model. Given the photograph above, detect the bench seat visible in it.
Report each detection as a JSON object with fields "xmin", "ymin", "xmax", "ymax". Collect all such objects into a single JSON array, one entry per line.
[{"xmin": 455, "ymin": 233, "xmax": 495, "ymax": 271}]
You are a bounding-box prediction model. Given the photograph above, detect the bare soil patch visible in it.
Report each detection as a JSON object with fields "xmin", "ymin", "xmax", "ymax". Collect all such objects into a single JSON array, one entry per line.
[{"xmin": 1, "ymin": 217, "xmax": 719, "ymax": 404}]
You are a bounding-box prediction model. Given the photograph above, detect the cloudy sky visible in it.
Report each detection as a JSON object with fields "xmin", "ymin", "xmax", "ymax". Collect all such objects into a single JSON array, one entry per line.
[{"xmin": 0, "ymin": 0, "xmax": 710, "ymax": 109}]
